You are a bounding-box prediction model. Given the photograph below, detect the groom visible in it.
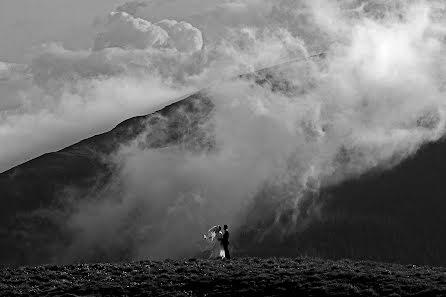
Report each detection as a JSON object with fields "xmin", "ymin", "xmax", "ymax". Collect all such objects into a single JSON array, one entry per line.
[{"xmin": 222, "ymin": 224, "xmax": 230, "ymax": 259}]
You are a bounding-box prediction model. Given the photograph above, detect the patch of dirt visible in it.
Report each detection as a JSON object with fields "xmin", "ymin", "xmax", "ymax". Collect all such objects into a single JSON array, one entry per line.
[{"xmin": 1, "ymin": 257, "xmax": 446, "ymax": 296}]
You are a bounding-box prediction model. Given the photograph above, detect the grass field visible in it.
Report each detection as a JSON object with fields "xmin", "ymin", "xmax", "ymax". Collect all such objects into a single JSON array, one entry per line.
[{"xmin": 1, "ymin": 257, "xmax": 446, "ymax": 296}]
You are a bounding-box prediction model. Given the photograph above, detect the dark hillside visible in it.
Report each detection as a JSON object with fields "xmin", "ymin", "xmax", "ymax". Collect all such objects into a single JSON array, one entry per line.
[
  {"xmin": 0, "ymin": 91, "xmax": 213, "ymax": 266},
  {"xmin": 319, "ymin": 138, "xmax": 446, "ymax": 265},
  {"xmin": 238, "ymin": 139, "xmax": 446, "ymax": 266}
]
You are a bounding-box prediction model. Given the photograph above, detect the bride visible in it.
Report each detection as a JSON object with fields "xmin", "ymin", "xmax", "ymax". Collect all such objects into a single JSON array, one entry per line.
[{"xmin": 204, "ymin": 225, "xmax": 225, "ymax": 259}]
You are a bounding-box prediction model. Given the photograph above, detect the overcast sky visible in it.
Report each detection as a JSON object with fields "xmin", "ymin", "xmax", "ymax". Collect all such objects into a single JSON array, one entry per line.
[{"xmin": 0, "ymin": 0, "xmax": 127, "ymax": 62}]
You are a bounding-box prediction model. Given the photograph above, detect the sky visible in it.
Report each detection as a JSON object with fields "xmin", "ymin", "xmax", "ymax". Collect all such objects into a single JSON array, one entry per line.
[{"xmin": 0, "ymin": 0, "xmax": 127, "ymax": 63}]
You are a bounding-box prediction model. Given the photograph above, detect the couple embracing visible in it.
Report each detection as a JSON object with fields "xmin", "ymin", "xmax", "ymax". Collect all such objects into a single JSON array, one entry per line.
[{"xmin": 206, "ymin": 224, "xmax": 230, "ymax": 259}]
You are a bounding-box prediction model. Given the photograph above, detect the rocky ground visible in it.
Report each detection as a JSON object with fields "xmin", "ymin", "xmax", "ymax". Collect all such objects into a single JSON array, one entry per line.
[{"xmin": 1, "ymin": 257, "xmax": 446, "ymax": 296}]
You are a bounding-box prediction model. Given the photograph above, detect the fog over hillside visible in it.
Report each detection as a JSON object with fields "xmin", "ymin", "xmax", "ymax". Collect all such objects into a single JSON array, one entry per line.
[{"xmin": 1, "ymin": 0, "xmax": 446, "ymax": 265}]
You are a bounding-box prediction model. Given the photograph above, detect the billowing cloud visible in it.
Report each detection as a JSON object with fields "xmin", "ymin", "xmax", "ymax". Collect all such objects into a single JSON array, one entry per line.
[
  {"xmin": 94, "ymin": 12, "xmax": 203, "ymax": 53},
  {"xmin": 156, "ymin": 19, "xmax": 203, "ymax": 53},
  {"xmin": 94, "ymin": 12, "xmax": 170, "ymax": 51}
]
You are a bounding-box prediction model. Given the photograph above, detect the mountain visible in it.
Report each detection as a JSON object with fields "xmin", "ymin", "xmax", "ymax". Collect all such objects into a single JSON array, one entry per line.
[
  {"xmin": 0, "ymin": 65, "xmax": 294, "ymax": 266},
  {"xmin": 0, "ymin": 89, "xmax": 214, "ymax": 266},
  {"xmin": 240, "ymin": 137, "xmax": 446, "ymax": 266},
  {"xmin": 2, "ymin": 63, "xmax": 446, "ymax": 267}
]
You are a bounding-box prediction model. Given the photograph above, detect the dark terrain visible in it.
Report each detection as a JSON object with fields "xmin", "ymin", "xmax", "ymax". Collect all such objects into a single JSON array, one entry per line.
[{"xmin": 2, "ymin": 257, "xmax": 446, "ymax": 296}]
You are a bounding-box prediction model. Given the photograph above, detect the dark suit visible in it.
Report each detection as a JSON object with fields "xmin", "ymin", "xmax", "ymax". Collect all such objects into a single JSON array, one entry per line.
[{"xmin": 222, "ymin": 230, "xmax": 230, "ymax": 259}]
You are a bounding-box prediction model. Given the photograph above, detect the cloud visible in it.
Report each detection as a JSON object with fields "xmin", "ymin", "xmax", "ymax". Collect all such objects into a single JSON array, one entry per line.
[
  {"xmin": 94, "ymin": 12, "xmax": 203, "ymax": 53},
  {"xmin": 0, "ymin": 1, "xmax": 313, "ymax": 172},
  {"xmin": 94, "ymin": 12, "xmax": 170, "ymax": 51},
  {"xmin": 0, "ymin": 58, "xmax": 189, "ymax": 171},
  {"xmin": 156, "ymin": 20, "xmax": 203, "ymax": 53},
  {"xmin": 116, "ymin": 0, "xmax": 275, "ymax": 42},
  {"xmin": 0, "ymin": 61, "xmax": 26, "ymax": 81}
]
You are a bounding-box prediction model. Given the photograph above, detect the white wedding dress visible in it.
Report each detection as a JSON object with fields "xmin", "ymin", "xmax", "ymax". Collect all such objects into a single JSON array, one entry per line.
[{"xmin": 204, "ymin": 226, "xmax": 225, "ymax": 258}]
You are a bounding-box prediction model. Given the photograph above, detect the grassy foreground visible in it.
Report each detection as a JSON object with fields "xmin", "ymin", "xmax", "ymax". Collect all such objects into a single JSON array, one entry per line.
[{"xmin": 1, "ymin": 257, "xmax": 446, "ymax": 296}]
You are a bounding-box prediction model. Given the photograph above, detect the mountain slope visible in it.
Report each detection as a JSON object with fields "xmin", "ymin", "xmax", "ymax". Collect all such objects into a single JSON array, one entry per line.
[
  {"xmin": 0, "ymin": 65, "xmax": 290, "ymax": 266},
  {"xmin": 239, "ymin": 138, "xmax": 446, "ymax": 266},
  {"xmin": 2, "ymin": 62, "xmax": 446, "ymax": 267},
  {"xmin": 0, "ymin": 90, "xmax": 214, "ymax": 266}
]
